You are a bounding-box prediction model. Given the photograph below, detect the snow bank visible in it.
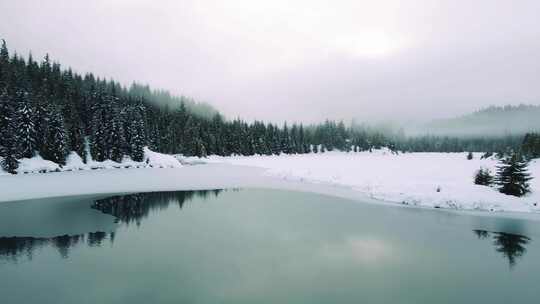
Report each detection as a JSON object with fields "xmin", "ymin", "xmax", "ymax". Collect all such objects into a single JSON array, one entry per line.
[
  {"xmin": 144, "ymin": 147, "xmax": 181, "ymax": 168},
  {"xmin": 62, "ymin": 152, "xmax": 89, "ymax": 171},
  {"xmin": 203, "ymin": 150, "xmax": 540, "ymax": 213},
  {"xmin": 2, "ymin": 148, "xmax": 181, "ymax": 175},
  {"xmin": 17, "ymin": 155, "xmax": 60, "ymax": 174}
]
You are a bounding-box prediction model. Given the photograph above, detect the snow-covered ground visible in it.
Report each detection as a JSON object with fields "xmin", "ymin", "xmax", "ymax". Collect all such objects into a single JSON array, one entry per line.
[
  {"xmin": 2, "ymin": 149, "xmax": 540, "ymax": 214},
  {"xmin": 198, "ymin": 150, "xmax": 540, "ymax": 213},
  {"xmin": 1, "ymin": 147, "xmax": 181, "ymax": 175}
]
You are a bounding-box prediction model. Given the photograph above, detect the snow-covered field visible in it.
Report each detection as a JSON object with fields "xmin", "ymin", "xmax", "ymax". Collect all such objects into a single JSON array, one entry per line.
[
  {"xmin": 2, "ymin": 149, "xmax": 540, "ymax": 214},
  {"xmin": 201, "ymin": 150, "xmax": 540, "ymax": 213}
]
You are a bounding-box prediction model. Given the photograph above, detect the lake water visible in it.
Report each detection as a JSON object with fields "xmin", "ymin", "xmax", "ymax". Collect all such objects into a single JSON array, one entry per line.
[{"xmin": 1, "ymin": 189, "xmax": 539, "ymax": 304}]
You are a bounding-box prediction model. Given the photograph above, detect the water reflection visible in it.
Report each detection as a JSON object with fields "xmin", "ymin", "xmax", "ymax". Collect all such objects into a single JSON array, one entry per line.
[
  {"xmin": 91, "ymin": 190, "xmax": 223, "ymax": 225},
  {"xmin": 473, "ymin": 229, "xmax": 531, "ymax": 268},
  {"xmin": 0, "ymin": 190, "xmax": 221, "ymax": 261},
  {"xmin": 0, "ymin": 232, "xmax": 111, "ymax": 261}
]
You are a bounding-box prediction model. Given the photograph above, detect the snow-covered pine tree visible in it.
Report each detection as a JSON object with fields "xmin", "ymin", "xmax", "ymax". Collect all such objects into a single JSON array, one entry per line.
[
  {"xmin": 109, "ymin": 113, "xmax": 126, "ymax": 163},
  {"xmin": 495, "ymin": 153, "xmax": 533, "ymax": 197},
  {"xmin": 0, "ymin": 88, "xmax": 19, "ymax": 173},
  {"xmin": 16, "ymin": 91, "xmax": 37, "ymax": 158},
  {"xmin": 43, "ymin": 106, "xmax": 68, "ymax": 165},
  {"xmin": 0, "ymin": 40, "xmax": 9, "ymax": 86},
  {"xmin": 90, "ymin": 90, "xmax": 109, "ymax": 161},
  {"xmin": 0, "ymin": 88, "xmax": 13, "ymax": 147},
  {"xmin": 290, "ymin": 124, "xmax": 298, "ymax": 153},
  {"xmin": 281, "ymin": 123, "xmax": 290, "ymax": 154},
  {"xmin": 129, "ymin": 104, "xmax": 147, "ymax": 162},
  {"xmin": 182, "ymin": 116, "xmax": 197, "ymax": 156},
  {"xmin": 106, "ymin": 86, "xmax": 126, "ymax": 163},
  {"xmin": 33, "ymin": 86, "xmax": 50, "ymax": 153}
]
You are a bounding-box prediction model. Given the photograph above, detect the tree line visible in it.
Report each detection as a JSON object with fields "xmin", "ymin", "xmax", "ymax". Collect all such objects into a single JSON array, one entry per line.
[
  {"xmin": 0, "ymin": 40, "xmax": 536, "ymax": 174},
  {"xmin": 0, "ymin": 41, "xmax": 395, "ymax": 173}
]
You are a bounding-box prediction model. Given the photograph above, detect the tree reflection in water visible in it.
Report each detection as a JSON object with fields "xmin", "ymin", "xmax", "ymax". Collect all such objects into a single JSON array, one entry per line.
[
  {"xmin": 91, "ymin": 189, "xmax": 223, "ymax": 225},
  {"xmin": 0, "ymin": 190, "xmax": 222, "ymax": 261},
  {"xmin": 0, "ymin": 232, "xmax": 111, "ymax": 261},
  {"xmin": 473, "ymin": 229, "xmax": 531, "ymax": 268}
]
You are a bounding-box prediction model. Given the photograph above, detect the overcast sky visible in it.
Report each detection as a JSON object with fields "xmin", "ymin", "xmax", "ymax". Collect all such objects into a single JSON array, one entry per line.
[{"xmin": 1, "ymin": 0, "xmax": 539, "ymax": 123}]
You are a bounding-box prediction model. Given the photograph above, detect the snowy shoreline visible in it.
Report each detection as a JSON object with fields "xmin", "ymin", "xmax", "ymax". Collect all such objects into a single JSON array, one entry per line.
[
  {"xmin": 198, "ymin": 150, "xmax": 540, "ymax": 214},
  {"xmin": 0, "ymin": 163, "xmax": 385, "ymax": 206},
  {"xmin": 1, "ymin": 150, "xmax": 540, "ymax": 216}
]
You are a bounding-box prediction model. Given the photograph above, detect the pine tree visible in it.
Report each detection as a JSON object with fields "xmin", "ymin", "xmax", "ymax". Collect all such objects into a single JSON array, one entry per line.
[
  {"xmin": 16, "ymin": 91, "xmax": 37, "ymax": 158},
  {"xmin": 0, "ymin": 88, "xmax": 13, "ymax": 147},
  {"xmin": 0, "ymin": 39, "xmax": 9, "ymax": 87},
  {"xmin": 129, "ymin": 105, "xmax": 147, "ymax": 162},
  {"xmin": 467, "ymin": 152, "xmax": 473, "ymax": 160},
  {"xmin": 0, "ymin": 88, "xmax": 19, "ymax": 173},
  {"xmin": 43, "ymin": 106, "xmax": 68, "ymax": 165},
  {"xmin": 109, "ymin": 113, "xmax": 126, "ymax": 162},
  {"xmin": 495, "ymin": 153, "xmax": 533, "ymax": 197},
  {"xmin": 107, "ymin": 88, "xmax": 126, "ymax": 162},
  {"xmin": 522, "ymin": 133, "xmax": 540, "ymax": 159},
  {"xmin": 90, "ymin": 91, "xmax": 109, "ymax": 161},
  {"xmin": 33, "ymin": 86, "xmax": 50, "ymax": 152}
]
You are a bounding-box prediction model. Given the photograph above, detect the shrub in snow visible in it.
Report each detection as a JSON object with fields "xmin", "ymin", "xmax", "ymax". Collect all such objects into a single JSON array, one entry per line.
[
  {"xmin": 467, "ymin": 152, "xmax": 473, "ymax": 160},
  {"xmin": 474, "ymin": 168, "xmax": 494, "ymax": 186}
]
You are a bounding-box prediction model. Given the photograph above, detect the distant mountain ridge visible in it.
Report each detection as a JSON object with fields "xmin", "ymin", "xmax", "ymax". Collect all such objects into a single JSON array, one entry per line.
[{"xmin": 418, "ymin": 104, "xmax": 540, "ymax": 137}]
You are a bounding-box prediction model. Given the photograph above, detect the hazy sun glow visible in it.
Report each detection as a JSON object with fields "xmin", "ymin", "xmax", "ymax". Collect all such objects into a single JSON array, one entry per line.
[{"xmin": 334, "ymin": 30, "xmax": 405, "ymax": 58}]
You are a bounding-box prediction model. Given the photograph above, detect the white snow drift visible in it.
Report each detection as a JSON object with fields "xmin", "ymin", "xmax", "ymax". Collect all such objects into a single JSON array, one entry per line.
[
  {"xmin": 0, "ymin": 147, "xmax": 181, "ymax": 175},
  {"xmin": 203, "ymin": 150, "xmax": 540, "ymax": 213}
]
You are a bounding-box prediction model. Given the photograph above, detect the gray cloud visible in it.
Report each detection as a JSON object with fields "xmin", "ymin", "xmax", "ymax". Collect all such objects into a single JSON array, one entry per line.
[{"xmin": 1, "ymin": 0, "xmax": 539, "ymax": 123}]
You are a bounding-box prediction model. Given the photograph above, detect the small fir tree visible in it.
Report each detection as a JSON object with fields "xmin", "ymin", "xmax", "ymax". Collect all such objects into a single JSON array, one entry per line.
[
  {"xmin": 474, "ymin": 168, "xmax": 493, "ymax": 186},
  {"xmin": 495, "ymin": 153, "xmax": 533, "ymax": 197},
  {"xmin": 467, "ymin": 152, "xmax": 473, "ymax": 160}
]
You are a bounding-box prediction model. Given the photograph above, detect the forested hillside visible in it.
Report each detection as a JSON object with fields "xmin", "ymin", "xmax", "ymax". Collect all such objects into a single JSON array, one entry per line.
[
  {"xmin": 0, "ymin": 40, "xmax": 535, "ymax": 174},
  {"xmin": 419, "ymin": 105, "xmax": 540, "ymax": 137},
  {"xmin": 0, "ymin": 41, "xmax": 393, "ymax": 173}
]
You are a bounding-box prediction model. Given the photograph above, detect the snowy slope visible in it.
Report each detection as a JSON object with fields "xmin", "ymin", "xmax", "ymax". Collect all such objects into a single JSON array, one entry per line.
[
  {"xmin": 0, "ymin": 148, "xmax": 181, "ymax": 175},
  {"xmin": 204, "ymin": 150, "xmax": 540, "ymax": 213}
]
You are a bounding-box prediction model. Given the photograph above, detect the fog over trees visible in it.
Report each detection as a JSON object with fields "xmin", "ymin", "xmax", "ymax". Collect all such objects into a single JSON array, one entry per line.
[{"xmin": 0, "ymin": 40, "xmax": 537, "ymax": 173}]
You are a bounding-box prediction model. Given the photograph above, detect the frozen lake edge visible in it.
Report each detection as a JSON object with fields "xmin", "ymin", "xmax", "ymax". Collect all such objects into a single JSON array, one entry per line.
[{"xmin": 1, "ymin": 162, "xmax": 540, "ymax": 221}]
